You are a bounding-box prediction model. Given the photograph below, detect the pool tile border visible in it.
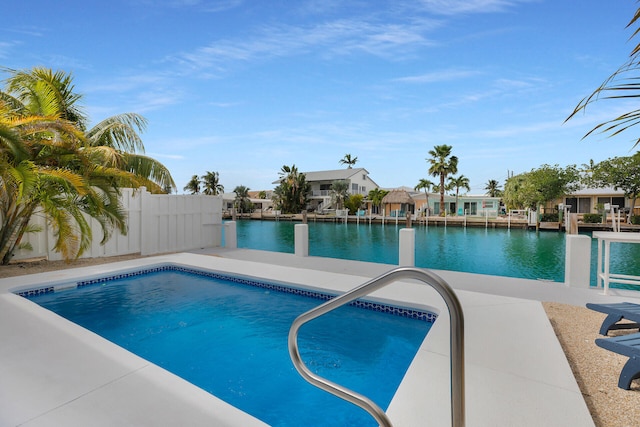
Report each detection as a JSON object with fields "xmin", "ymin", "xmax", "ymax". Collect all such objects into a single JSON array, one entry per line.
[{"xmin": 17, "ymin": 264, "xmax": 437, "ymax": 323}]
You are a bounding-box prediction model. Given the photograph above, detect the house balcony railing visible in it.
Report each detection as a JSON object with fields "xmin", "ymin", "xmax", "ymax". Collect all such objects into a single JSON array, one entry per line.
[{"xmin": 311, "ymin": 189, "xmax": 368, "ymax": 197}]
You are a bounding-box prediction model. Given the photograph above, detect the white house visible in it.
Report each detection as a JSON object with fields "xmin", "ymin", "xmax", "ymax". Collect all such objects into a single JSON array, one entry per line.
[
  {"xmin": 221, "ymin": 191, "xmax": 274, "ymax": 214},
  {"xmin": 273, "ymin": 168, "xmax": 380, "ymax": 212}
]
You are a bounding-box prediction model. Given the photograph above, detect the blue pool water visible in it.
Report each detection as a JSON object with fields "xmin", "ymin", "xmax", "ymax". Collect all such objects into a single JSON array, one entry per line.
[
  {"xmin": 26, "ymin": 267, "xmax": 432, "ymax": 427},
  {"xmin": 231, "ymin": 220, "xmax": 640, "ymax": 286}
]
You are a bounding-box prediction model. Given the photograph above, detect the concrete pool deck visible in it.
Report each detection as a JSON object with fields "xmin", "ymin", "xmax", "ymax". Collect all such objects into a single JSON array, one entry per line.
[{"xmin": 2, "ymin": 249, "xmax": 640, "ymax": 426}]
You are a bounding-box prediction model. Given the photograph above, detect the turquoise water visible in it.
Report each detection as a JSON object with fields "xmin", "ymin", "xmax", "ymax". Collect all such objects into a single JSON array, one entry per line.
[
  {"xmin": 232, "ymin": 220, "xmax": 640, "ymax": 286},
  {"xmin": 27, "ymin": 269, "xmax": 431, "ymax": 427}
]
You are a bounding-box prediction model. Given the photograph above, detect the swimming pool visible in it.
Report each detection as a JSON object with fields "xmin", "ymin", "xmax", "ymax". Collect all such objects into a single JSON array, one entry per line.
[
  {"xmin": 21, "ymin": 265, "xmax": 434, "ymax": 427},
  {"xmin": 231, "ymin": 220, "xmax": 640, "ymax": 286}
]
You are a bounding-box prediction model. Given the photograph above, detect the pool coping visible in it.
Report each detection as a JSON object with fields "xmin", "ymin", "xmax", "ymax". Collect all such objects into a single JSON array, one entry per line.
[{"xmin": 1, "ymin": 250, "xmax": 632, "ymax": 426}]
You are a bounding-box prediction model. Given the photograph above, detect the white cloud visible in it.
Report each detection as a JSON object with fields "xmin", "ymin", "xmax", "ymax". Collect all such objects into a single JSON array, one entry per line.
[
  {"xmin": 5, "ymin": 26, "xmax": 45, "ymax": 37},
  {"xmin": 416, "ymin": 0, "xmax": 533, "ymax": 16},
  {"xmin": 0, "ymin": 42, "xmax": 15, "ymax": 59},
  {"xmin": 171, "ymin": 16, "xmax": 439, "ymax": 74},
  {"xmin": 136, "ymin": 0, "xmax": 243, "ymax": 12},
  {"xmin": 395, "ymin": 69, "xmax": 481, "ymax": 83},
  {"xmin": 147, "ymin": 152, "xmax": 185, "ymax": 160}
]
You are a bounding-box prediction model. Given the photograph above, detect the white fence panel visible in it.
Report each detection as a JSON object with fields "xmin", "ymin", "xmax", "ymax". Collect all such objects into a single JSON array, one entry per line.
[
  {"xmin": 11, "ymin": 188, "xmax": 222, "ymax": 261},
  {"xmin": 140, "ymin": 191, "xmax": 222, "ymax": 256}
]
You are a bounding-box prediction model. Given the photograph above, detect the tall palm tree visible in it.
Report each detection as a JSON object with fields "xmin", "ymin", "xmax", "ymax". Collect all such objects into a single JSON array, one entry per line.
[
  {"xmin": 484, "ymin": 179, "xmax": 502, "ymax": 197},
  {"xmin": 339, "ymin": 153, "xmax": 358, "ymax": 168},
  {"xmin": 448, "ymin": 175, "xmax": 470, "ymax": 215},
  {"xmin": 233, "ymin": 185, "xmax": 251, "ymax": 213},
  {"xmin": 427, "ymin": 145, "xmax": 458, "ymax": 215},
  {"xmin": 183, "ymin": 175, "xmax": 201, "ymax": 194},
  {"xmin": 0, "ymin": 67, "xmax": 175, "ymax": 264},
  {"xmin": 330, "ymin": 180, "xmax": 349, "ymax": 210},
  {"xmin": 414, "ymin": 178, "xmax": 435, "ymax": 216},
  {"xmin": 202, "ymin": 171, "xmax": 224, "ymax": 195}
]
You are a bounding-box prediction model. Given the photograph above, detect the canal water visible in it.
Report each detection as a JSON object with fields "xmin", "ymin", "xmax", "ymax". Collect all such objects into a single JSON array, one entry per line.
[{"xmin": 230, "ymin": 220, "xmax": 640, "ymax": 287}]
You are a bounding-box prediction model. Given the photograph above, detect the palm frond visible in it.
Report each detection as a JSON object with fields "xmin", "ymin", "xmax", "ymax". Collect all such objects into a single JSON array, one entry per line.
[
  {"xmin": 85, "ymin": 113, "xmax": 147, "ymax": 152},
  {"xmin": 81, "ymin": 145, "xmax": 123, "ymax": 167},
  {"xmin": 38, "ymin": 167, "xmax": 90, "ymax": 196},
  {"xmin": 0, "ymin": 91, "xmax": 29, "ymax": 117},
  {"xmin": 5, "ymin": 67, "xmax": 86, "ymax": 127},
  {"xmin": 0, "ymin": 122, "xmax": 29, "ymax": 160},
  {"xmin": 120, "ymin": 152, "xmax": 176, "ymax": 192},
  {"xmin": 566, "ymin": 5, "xmax": 640, "ymax": 147}
]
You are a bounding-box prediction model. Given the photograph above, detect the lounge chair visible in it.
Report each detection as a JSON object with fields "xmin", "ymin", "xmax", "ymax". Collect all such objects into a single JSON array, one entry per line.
[
  {"xmin": 586, "ymin": 302, "xmax": 640, "ymax": 336},
  {"xmin": 595, "ymin": 333, "xmax": 640, "ymax": 389}
]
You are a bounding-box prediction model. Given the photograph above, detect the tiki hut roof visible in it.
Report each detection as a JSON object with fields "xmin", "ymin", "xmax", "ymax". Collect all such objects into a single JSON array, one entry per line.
[{"xmin": 381, "ymin": 189, "xmax": 415, "ymax": 205}]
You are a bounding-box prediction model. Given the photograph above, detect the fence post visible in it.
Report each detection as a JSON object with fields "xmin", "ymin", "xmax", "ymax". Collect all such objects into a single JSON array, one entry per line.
[
  {"xmin": 140, "ymin": 187, "xmax": 154, "ymax": 255},
  {"xmin": 399, "ymin": 228, "xmax": 415, "ymax": 266},
  {"xmin": 224, "ymin": 221, "xmax": 237, "ymax": 249},
  {"xmin": 565, "ymin": 234, "xmax": 591, "ymax": 288},
  {"xmin": 295, "ymin": 224, "xmax": 309, "ymax": 257}
]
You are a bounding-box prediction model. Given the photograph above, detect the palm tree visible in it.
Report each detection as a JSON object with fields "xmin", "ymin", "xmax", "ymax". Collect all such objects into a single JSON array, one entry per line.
[
  {"xmin": 0, "ymin": 115, "xmax": 88, "ymax": 263},
  {"xmin": 0, "ymin": 67, "xmax": 175, "ymax": 264},
  {"xmin": 484, "ymin": 179, "xmax": 502, "ymax": 197},
  {"xmin": 201, "ymin": 171, "xmax": 224, "ymax": 195},
  {"xmin": 7, "ymin": 68, "xmax": 174, "ymax": 194},
  {"xmin": 414, "ymin": 178, "xmax": 435, "ymax": 216},
  {"xmin": 183, "ymin": 175, "xmax": 201, "ymax": 194},
  {"xmin": 566, "ymin": 5, "xmax": 640, "ymax": 147},
  {"xmin": 448, "ymin": 175, "xmax": 470, "ymax": 215},
  {"xmin": 273, "ymin": 164, "xmax": 310, "ymax": 213},
  {"xmin": 233, "ymin": 185, "xmax": 251, "ymax": 213},
  {"xmin": 427, "ymin": 145, "xmax": 458, "ymax": 215},
  {"xmin": 339, "ymin": 153, "xmax": 358, "ymax": 168},
  {"xmin": 330, "ymin": 180, "xmax": 349, "ymax": 210},
  {"xmin": 367, "ymin": 188, "xmax": 388, "ymax": 215}
]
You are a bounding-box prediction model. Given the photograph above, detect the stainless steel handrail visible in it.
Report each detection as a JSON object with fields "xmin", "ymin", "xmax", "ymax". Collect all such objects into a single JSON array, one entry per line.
[{"xmin": 288, "ymin": 266, "xmax": 465, "ymax": 427}]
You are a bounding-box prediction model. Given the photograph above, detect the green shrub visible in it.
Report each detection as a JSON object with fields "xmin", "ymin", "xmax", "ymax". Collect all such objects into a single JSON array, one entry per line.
[
  {"xmin": 540, "ymin": 213, "xmax": 558, "ymax": 222},
  {"xmin": 632, "ymin": 216, "xmax": 640, "ymax": 225},
  {"xmin": 582, "ymin": 213, "xmax": 602, "ymax": 223}
]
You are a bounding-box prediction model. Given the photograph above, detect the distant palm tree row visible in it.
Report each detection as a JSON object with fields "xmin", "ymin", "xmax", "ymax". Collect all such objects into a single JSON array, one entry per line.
[
  {"xmin": 183, "ymin": 171, "xmax": 254, "ymax": 213},
  {"xmin": 183, "ymin": 171, "xmax": 224, "ymax": 195}
]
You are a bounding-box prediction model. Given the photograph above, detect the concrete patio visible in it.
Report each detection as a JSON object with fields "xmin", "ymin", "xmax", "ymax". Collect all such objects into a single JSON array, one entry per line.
[{"xmin": 3, "ymin": 248, "xmax": 639, "ymax": 426}]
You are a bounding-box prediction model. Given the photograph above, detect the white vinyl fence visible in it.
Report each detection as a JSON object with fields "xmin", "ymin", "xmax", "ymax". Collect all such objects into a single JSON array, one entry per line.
[{"xmin": 11, "ymin": 188, "xmax": 223, "ymax": 262}]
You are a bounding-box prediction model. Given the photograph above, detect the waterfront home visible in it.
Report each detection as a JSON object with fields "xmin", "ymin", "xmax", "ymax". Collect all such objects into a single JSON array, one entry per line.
[
  {"xmin": 274, "ymin": 168, "xmax": 380, "ymax": 213},
  {"xmin": 560, "ymin": 187, "xmax": 637, "ymax": 219},
  {"xmin": 379, "ymin": 189, "xmax": 416, "ymax": 217},
  {"xmin": 221, "ymin": 191, "xmax": 274, "ymax": 215},
  {"xmin": 411, "ymin": 192, "xmax": 501, "ymax": 217}
]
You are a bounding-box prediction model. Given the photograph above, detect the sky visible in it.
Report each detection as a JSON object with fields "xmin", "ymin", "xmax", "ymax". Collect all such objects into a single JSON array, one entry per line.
[{"xmin": 2, "ymin": 0, "xmax": 639, "ymax": 194}]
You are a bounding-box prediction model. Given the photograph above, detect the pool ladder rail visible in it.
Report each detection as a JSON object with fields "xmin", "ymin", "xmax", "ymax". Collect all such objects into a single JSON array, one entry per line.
[{"xmin": 288, "ymin": 266, "xmax": 465, "ymax": 427}]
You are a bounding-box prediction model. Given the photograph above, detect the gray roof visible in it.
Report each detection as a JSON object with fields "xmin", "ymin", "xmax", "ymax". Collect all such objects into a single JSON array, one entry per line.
[
  {"xmin": 272, "ymin": 168, "xmax": 373, "ymax": 184},
  {"xmin": 303, "ymin": 168, "xmax": 369, "ymax": 182}
]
